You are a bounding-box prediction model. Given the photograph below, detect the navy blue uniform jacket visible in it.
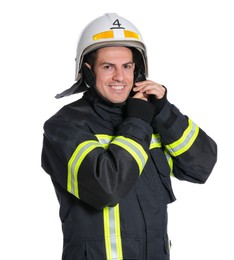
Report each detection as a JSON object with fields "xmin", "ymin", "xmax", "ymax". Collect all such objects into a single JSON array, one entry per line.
[{"xmin": 42, "ymin": 87, "xmax": 217, "ymax": 259}]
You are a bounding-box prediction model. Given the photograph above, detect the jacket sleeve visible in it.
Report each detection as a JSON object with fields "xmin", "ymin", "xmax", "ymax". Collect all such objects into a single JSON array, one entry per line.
[
  {"xmin": 41, "ymin": 114, "xmax": 153, "ymax": 210},
  {"xmin": 152, "ymin": 101, "xmax": 217, "ymax": 183}
]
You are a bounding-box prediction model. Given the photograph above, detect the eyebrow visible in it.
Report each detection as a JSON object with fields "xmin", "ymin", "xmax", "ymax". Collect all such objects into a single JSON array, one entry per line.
[{"xmin": 101, "ymin": 61, "xmax": 135, "ymax": 66}]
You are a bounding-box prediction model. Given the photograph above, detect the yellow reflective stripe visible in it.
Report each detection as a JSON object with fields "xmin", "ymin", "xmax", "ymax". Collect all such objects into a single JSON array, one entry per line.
[
  {"xmin": 103, "ymin": 205, "xmax": 123, "ymax": 260},
  {"xmin": 111, "ymin": 136, "xmax": 148, "ymax": 174},
  {"xmin": 165, "ymin": 119, "xmax": 199, "ymax": 157},
  {"xmin": 67, "ymin": 140, "xmax": 102, "ymax": 198},
  {"xmin": 150, "ymin": 133, "xmax": 162, "ymax": 149},
  {"xmin": 124, "ymin": 30, "xmax": 140, "ymax": 39},
  {"xmin": 95, "ymin": 134, "xmax": 113, "ymax": 149},
  {"xmin": 93, "ymin": 30, "xmax": 114, "ymax": 41},
  {"xmin": 103, "ymin": 207, "xmax": 112, "ymax": 259},
  {"xmin": 114, "ymin": 205, "xmax": 123, "ymax": 259},
  {"xmin": 164, "ymin": 150, "xmax": 174, "ymax": 177}
]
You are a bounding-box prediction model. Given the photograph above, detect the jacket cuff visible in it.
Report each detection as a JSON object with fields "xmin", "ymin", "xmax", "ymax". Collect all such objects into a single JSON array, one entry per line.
[
  {"xmin": 126, "ymin": 98, "xmax": 155, "ymax": 124},
  {"xmin": 149, "ymin": 85, "xmax": 168, "ymax": 115}
]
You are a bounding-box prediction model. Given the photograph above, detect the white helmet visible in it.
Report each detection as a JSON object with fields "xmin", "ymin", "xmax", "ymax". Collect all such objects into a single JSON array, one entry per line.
[{"xmin": 56, "ymin": 13, "xmax": 148, "ymax": 98}]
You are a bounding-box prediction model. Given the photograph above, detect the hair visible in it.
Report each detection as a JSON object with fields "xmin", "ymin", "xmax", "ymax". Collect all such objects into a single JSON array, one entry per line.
[{"xmin": 83, "ymin": 47, "xmax": 144, "ymax": 73}]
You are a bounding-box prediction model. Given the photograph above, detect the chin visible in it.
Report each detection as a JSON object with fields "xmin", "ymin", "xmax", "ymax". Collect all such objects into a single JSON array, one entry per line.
[{"xmin": 111, "ymin": 96, "xmax": 128, "ymax": 104}]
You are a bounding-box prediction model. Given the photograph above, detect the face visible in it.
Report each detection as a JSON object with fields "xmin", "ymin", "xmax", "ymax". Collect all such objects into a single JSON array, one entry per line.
[{"xmin": 92, "ymin": 47, "xmax": 135, "ymax": 103}]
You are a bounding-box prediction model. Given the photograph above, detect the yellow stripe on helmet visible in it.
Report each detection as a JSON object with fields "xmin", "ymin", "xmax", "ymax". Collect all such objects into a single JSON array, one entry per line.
[
  {"xmin": 124, "ymin": 30, "xmax": 140, "ymax": 39},
  {"xmin": 93, "ymin": 30, "xmax": 114, "ymax": 40},
  {"xmin": 93, "ymin": 30, "xmax": 140, "ymax": 41}
]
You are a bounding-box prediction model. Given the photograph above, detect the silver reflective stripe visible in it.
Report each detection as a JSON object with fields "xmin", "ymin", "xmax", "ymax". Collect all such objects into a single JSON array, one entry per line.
[
  {"xmin": 95, "ymin": 134, "xmax": 113, "ymax": 149},
  {"xmin": 112, "ymin": 136, "xmax": 148, "ymax": 173},
  {"xmin": 150, "ymin": 133, "xmax": 162, "ymax": 149},
  {"xmin": 164, "ymin": 150, "xmax": 174, "ymax": 177},
  {"xmin": 70, "ymin": 142, "xmax": 92, "ymax": 195},
  {"xmin": 67, "ymin": 140, "xmax": 102, "ymax": 198},
  {"xmin": 96, "ymin": 135, "xmax": 148, "ymax": 173},
  {"xmin": 103, "ymin": 205, "xmax": 123, "ymax": 259},
  {"xmin": 165, "ymin": 118, "xmax": 199, "ymax": 156},
  {"xmin": 115, "ymin": 137, "xmax": 146, "ymax": 165},
  {"xmin": 109, "ymin": 207, "xmax": 118, "ymax": 259}
]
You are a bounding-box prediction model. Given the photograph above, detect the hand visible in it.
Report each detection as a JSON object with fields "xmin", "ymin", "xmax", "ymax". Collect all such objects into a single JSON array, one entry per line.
[
  {"xmin": 132, "ymin": 80, "xmax": 166, "ymax": 100},
  {"xmin": 131, "ymin": 89, "xmax": 148, "ymax": 101}
]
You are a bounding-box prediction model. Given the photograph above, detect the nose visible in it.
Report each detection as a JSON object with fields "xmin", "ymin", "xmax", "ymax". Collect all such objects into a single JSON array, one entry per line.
[{"xmin": 112, "ymin": 67, "xmax": 124, "ymax": 81}]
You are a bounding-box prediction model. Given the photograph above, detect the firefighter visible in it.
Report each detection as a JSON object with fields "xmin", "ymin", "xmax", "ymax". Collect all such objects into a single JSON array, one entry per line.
[{"xmin": 41, "ymin": 13, "xmax": 217, "ymax": 260}]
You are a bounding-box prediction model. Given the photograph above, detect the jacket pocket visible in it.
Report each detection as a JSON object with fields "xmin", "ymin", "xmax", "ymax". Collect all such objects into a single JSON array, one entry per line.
[
  {"xmin": 62, "ymin": 242, "xmax": 87, "ymax": 260},
  {"xmin": 121, "ymin": 237, "xmax": 145, "ymax": 259},
  {"xmin": 86, "ymin": 237, "xmax": 144, "ymax": 259}
]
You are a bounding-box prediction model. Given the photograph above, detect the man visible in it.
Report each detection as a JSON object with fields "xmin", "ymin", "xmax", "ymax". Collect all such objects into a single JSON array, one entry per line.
[{"xmin": 41, "ymin": 13, "xmax": 217, "ymax": 260}]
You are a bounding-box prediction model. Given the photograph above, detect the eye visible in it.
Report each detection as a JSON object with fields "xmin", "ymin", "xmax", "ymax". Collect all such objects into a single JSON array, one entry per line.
[
  {"xmin": 123, "ymin": 63, "xmax": 134, "ymax": 70},
  {"xmin": 103, "ymin": 64, "xmax": 113, "ymax": 70}
]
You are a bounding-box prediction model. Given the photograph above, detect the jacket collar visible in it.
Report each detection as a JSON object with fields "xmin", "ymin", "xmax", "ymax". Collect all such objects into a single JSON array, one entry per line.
[{"xmin": 83, "ymin": 87, "xmax": 126, "ymax": 127}]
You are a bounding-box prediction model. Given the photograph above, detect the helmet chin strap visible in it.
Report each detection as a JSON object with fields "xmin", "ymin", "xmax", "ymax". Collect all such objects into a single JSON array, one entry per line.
[{"xmin": 82, "ymin": 64, "xmax": 96, "ymax": 88}]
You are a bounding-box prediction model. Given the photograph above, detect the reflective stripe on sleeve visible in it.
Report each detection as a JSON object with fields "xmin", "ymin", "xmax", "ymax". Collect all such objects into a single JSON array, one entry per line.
[
  {"xmin": 165, "ymin": 118, "xmax": 199, "ymax": 157},
  {"xmin": 95, "ymin": 134, "xmax": 113, "ymax": 149},
  {"xmin": 67, "ymin": 140, "xmax": 103, "ymax": 198},
  {"xmin": 150, "ymin": 133, "xmax": 162, "ymax": 149},
  {"xmin": 164, "ymin": 150, "xmax": 174, "ymax": 177},
  {"xmin": 111, "ymin": 136, "xmax": 148, "ymax": 174},
  {"xmin": 103, "ymin": 204, "xmax": 123, "ymax": 260}
]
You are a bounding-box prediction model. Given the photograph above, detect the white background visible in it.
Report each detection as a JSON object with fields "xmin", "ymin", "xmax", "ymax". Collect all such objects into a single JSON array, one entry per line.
[{"xmin": 0, "ymin": 0, "xmax": 233, "ymax": 259}]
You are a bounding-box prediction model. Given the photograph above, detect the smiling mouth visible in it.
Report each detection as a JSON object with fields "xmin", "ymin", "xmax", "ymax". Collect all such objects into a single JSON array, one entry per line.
[{"xmin": 109, "ymin": 85, "xmax": 125, "ymax": 90}]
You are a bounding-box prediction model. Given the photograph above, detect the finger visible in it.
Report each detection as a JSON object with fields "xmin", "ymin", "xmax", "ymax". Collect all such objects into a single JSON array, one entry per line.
[
  {"xmin": 142, "ymin": 84, "xmax": 165, "ymax": 98},
  {"xmin": 132, "ymin": 91, "xmax": 148, "ymax": 101}
]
